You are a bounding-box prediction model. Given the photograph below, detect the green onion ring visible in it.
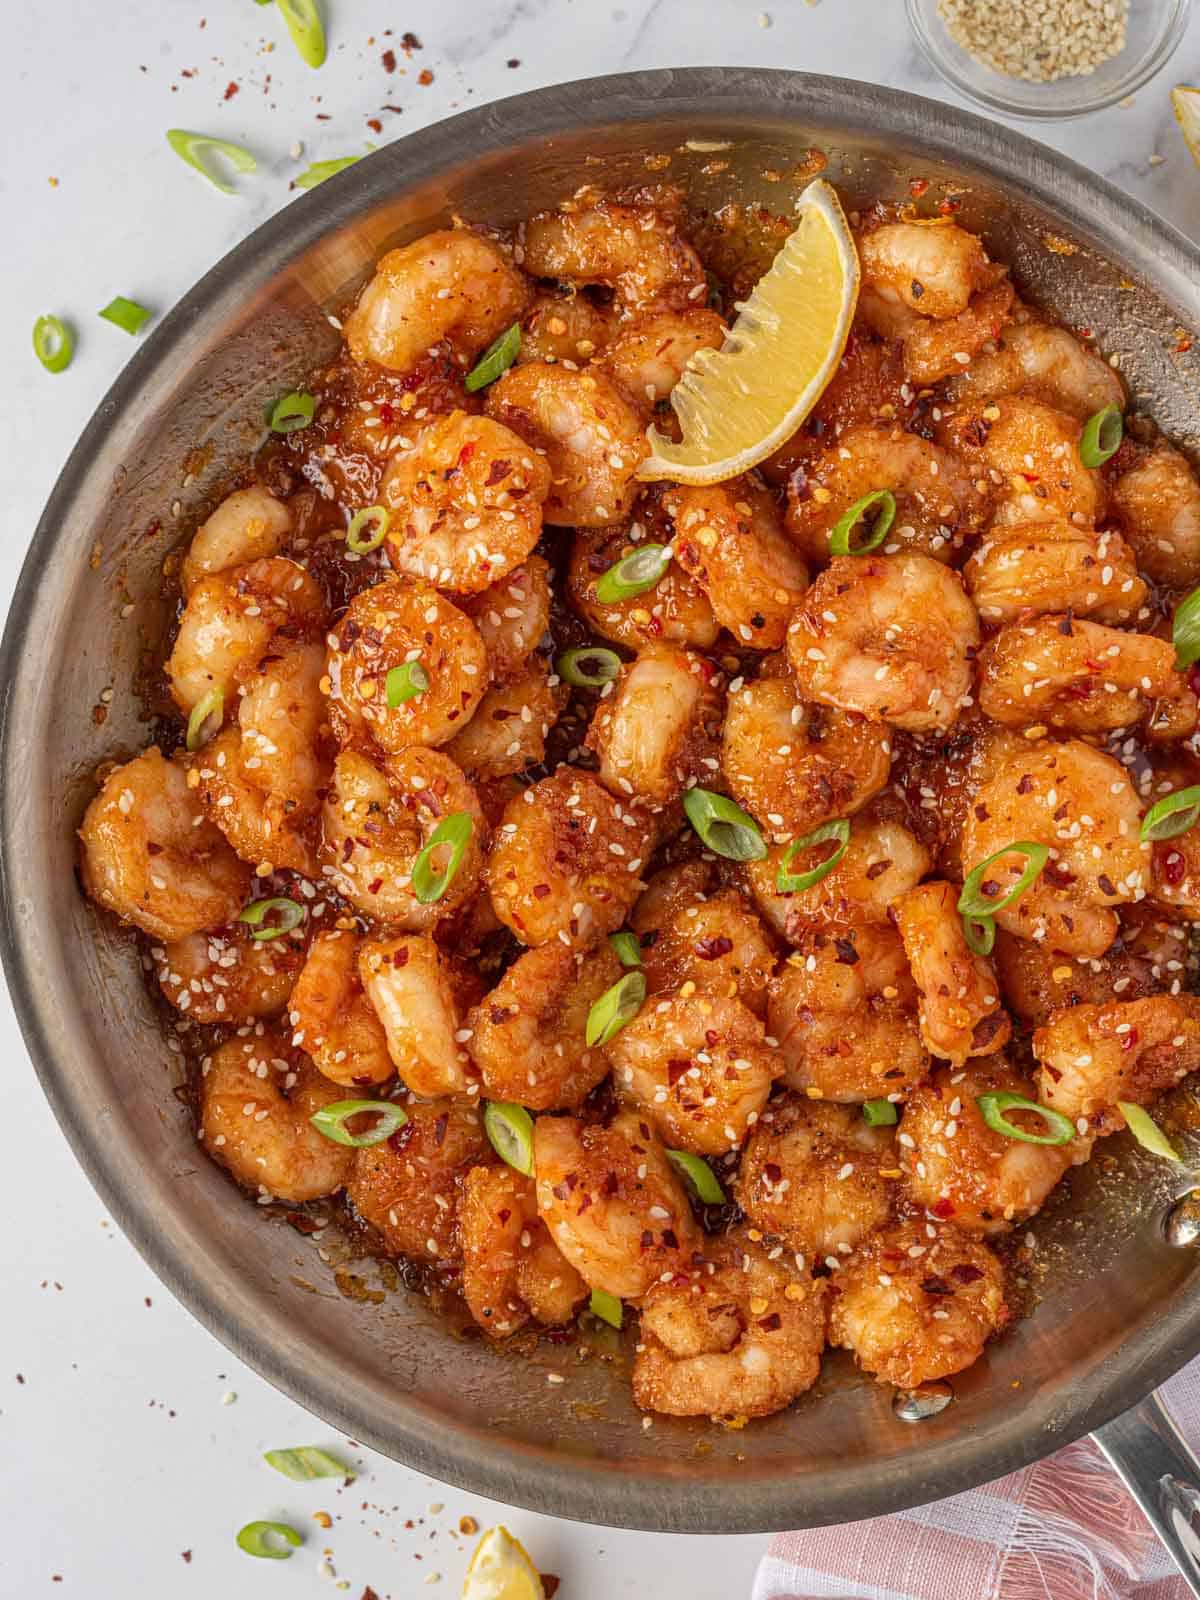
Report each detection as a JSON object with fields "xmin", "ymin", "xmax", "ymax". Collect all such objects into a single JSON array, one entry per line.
[
  {"xmin": 310, "ymin": 1099, "xmax": 408, "ymax": 1148},
  {"xmin": 346, "ymin": 505, "xmax": 389, "ymax": 554},
  {"xmin": 1141, "ymin": 785, "xmax": 1200, "ymax": 843},
  {"xmin": 269, "ymin": 389, "xmax": 315, "ymax": 433},
  {"xmin": 976, "ymin": 1091, "xmax": 1075, "ymax": 1147},
  {"xmin": 608, "ymin": 931, "xmax": 643, "ymax": 968},
  {"xmin": 775, "ymin": 818, "xmax": 850, "ymax": 893},
  {"xmin": 464, "ymin": 324, "xmax": 522, "ymax": 393},
  {"xmin": 1079, "ymin": 403, "xmax": 1124, "ymax": 469},
  {"xmin": 862, "ymin": 1099, "xmax": 899, "ymax": 1128},
  {"xmin": 263, "ymin": 1446, "xmax": 351, "ymax": 1481},
  {"xmin": 483, "ymin": 1101, "xmax": 535, "ymax": 1176},
  {"xmin": 666, "ymin": 1148, "xmax": 726, "ymax": 1205},
  {"xmin": 386, "ymin": 660, "xmax": 430, "ymax": 707},
  {"xmin": 238, "ymin": 897, "xmax": 306, "ymax": 942},
  {"xmin": 556, "ymin": 645, "xmax": 623, "ymax": 687},
  {"xmin": 683, "ymin": 788, "xmax": 767, "ymax": 863},
  {"xmin": 585, "ymin": 970, "xmax": 647, "ymax": 1047},
  {"xmin": 594, "ymin": 544, "xmax": 671, "ymax": 604},
  {"xmin": 1173, "ymin": 586, "xmax": 1200, "ymax": 670},
  {"xmin": 294, "ymin": 155, "xmax": 362, "ymax": 190},
  {"xmin": 963, "ymin": 915, "xmax": 996, "ymax": 957},
  {"xmin": 99, "ymin": 297, "xmax": 152, "ymax": 336},
  {"xmin": 276, "ymin": 0, "xmax": 326, "ymax": 68},
  {"xmin": 1117, "ymin": 1101, "xmax": 1183, "ymax": 1163},
  {"xmin": 185, "ymin": 687, "xmax": 225, "ymax": 752},
  {"xmin": 166, "ymin": 129, "xmax": 258, "ymax": 194},
  {"xmin": 958, "ymin": 841, "xmax": 1049, "ymax": 919},
  {"xmin": 236, "ymin": 1521, "xmax": 303, "ymax": 1559},
  {"xmin": 411, "ymin": 812, "xmax": 474, "ymax": 904},
  {"xmin": 32, "ymin": 315, "xmax": 73, "ymax": 374},
  {"xmin": 589, "ymin": 1288, "xmax": 623, "ymax": 1329},
  {"xmin": 828, "ymin": 488, "xmax": 897, "ymax": 557}
]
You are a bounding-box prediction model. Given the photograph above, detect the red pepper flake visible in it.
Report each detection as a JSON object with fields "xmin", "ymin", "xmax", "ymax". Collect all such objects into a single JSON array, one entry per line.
[
  {"xmin": 908, "ymin": 177, "xmax": 929, "ymax": 198},
  {"xmin": 1120, "ymin": 1028, "xmax": 1139, "ymax": 1052},
  {"xmin": 667, "ymin": 1058, "xmax": 691, "ymax": 1085},
  {"xmin": 758, "ymin": 1313, "xmax": 782, "ymax": 1331},
  {"xmin": 931, "ymin": 1198, "xmax": 956, "ymax": 1219},
  {"xmin": 401, "ymin": 30, "xmax": 423, "ymax": 52},
  {"xmin": 367, "ymin": 118, "xmax": 383, "ymax": 134},
  {"xmin": 381, "ymin": 48, "xmax": 397, "ymax": 72},
  {"xmin": 507, "ymin": 57, "xmax": 522, "ymax": 68},
  {"xmin": 224, "ymin": 80, "xmax": 239, "ymax": 100},
  {"xmin": 181, "ymin": 1552, "xmax": 193, "ymax": 1564},
  {"xmin": 542, "ymin": 1578, "xmax": 561, "ymax": 1600},
  {"xmin": 418, "ymin": 68, "xmax": 434, "ymax": 86},
  {"xmin": 367, "ymin": 876, "xmax": 383, "ymax": 895},
  {"xmin": 694, "ymin": 935, "xmax": 733, "ymax": 961},
  {"xmin": 950, "ymin": 1262, "xmax": 984, "ymax": 1285},
  {"xmin": 1161, "ymin": 848, "xmax": 1187, "ymax": 887}
]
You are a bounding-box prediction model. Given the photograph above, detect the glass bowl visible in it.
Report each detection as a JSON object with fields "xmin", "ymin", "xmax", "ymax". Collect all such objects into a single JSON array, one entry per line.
[{"xmin": 906, "ymin": 0, "xmax": 1192, "ymax": 120}]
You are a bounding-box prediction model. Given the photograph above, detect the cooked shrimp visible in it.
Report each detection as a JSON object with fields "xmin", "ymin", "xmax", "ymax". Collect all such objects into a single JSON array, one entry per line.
[
  {"xmin": 1033, "ymin": 995, "xmax": 1200, "ymax": 1134},
  {"xmin": 445, "ymin": 658, "xmax": 566, "ymax": 781},
  {"xmin": 721, "ymin": 673, "xmax": 891, "ymax": 840},
  {"xmin": 519, "ymin": 290, "xmax": 614, "ymax": 366},
  {"xmin": 80, "ymin": 747, "xmax": 249, "ymax": 942},
  {"xmin": 485, "ymin": 361, "xmax": 648, "ymax": 526},
  {"xmin": 600, "ymin": 308, "xmax": 726, "ymax": 411},
  {"xmin": 199, "ymin": 1035, "xmax": 352, "ymax": 1203},
  {"xmin": 859, "ymin": 222, "xmax": 994, "ymax": 320},
  {"xmin": 460, "ymin": 1166, "xmax": 587, "ymax": 1337},
  {"xmin": 467, "ymin": 940, "xmax": 622, "ymax": 1110},
  {"xmin": 977, "ymin": 616, "xmax": 1197, "ymax": 739},
  {"xmin": 960, "ymin": 739, "xmax": 1146, "ymax": 958},
  {"xmin": 900, "ymin": 1063, "xmax": 1091, "ymax": 1233},
  {"xmin": 947, "ymin": 319, "xmax": 1126, "ymax": 419},
  {"xmin": 532, "ymin": 1110, "xmax": 701, "ymax": 1298},
  {"xmin": 460, "ymin": 557, "xmax": 552, "ymax": 683},
  {"xmin": 1110, "ymin": 444, "xmax": 1200, "ymax": 587},
  {"xmin": 606, "ymin": 990, "xmax": 777, "ymax": 1154},
  {"xmin": 181, "ymin": 486, "xmax": 293, "ymax": 595},
  {"xmin": 379, "ymin": 411, "xmax": 551, "ymax": 593},
  {"xmin": 829, "ymin": 1218, "xmax": 1009, "ymax": 1388},
  {"xmin": 319, "ymin": 748, "xmax": 487, "ymax": 929},
  {"xmin": 630, "ymin": 863, "xmax": 776, "ymax": 1017},
  {"xmin": 735, "ymin": 1097, "xmax": 893, "ymax": 1260},
  {"xmin": 766, "ymin": 922, "xmax": 929, "ymax": 1102},
  {"xmin": 761, "ymin": 334, "xmax": 911, "ymax": 486},
  {"xmin": 567, "ymin": 522, "xmax": 719, "ymax": 651},
  {"xmin": 486, "ymin": 767, "xmax": 655, "ymax": 947},
  {"xmin": 964, "ymin": 521, "xmax": 1147, "ymax": 625},
  {"xmin": 195, "ymin": 728, "xmax": 317, "ymax": 877},
  {"xmin": 288, "ymin": 929, "xmax": 394, "ymax": 1087},
  {"xmin": 957, "ymin": 396, "xmax": 1103, "ymax": 528},
  {"xmin": 325, "ymin": 579, "xmax": 487, "ymax": 753},
  {"xmin": 358, "ymin": 935, "xmax": 473, "ymax": 1098},
  {"xmin": 665, "ymin": 480, "xmax": 810, "ymax": 651},
  {"xmin": 518, "ymin": 202, "xmax": 706, "ymax": 313},
  {"xmin": 585, "ymin": 644, "xmax": 723, "ymax": 810},
  {"xmin": 898, "ymin": 280, "xmax": 1016, "ymax": 387},
  {"xmin": 787, "ymin": 553, "xmax": 979, "ymax": 734},
  {"xmin": 343, "ymin": 228, "xmax": 529, "ymax": 373},
  {"xmin": 993, "ymin": 909, "xmax": 1189, "ymax": 1028},
  {"xmin": 156, "ymin": 921, "xmax": 305, "ymax": 1024},
  {"xmin": 345, "ymin": 1096, "xmax": 488, "ymax": 1265},
  {"xmin": 632, "ymin": 1237, "xmax": 828, "ymax": 1419},
  {"xmin": 891, "ymin": 881, "xmax": 1011, "ymax": 1067}
]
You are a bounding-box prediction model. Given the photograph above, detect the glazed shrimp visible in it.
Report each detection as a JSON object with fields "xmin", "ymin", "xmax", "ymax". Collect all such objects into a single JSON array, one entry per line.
[
  {"xmin": 632, "ymin": 1237, "xmax": 828, "ymax": 1420},
  {"xmin": 288, "ymin": 929, "xmax": 394, "ymax": 1088},
  {"xmin": 897, "ymin": 280, "xmax": 1016, "ymax": 387},
  {"xmin": 891, "ymin": 881, "xmax": 1011, "ymax": 1068},
  {"xmin": 787, "ymin": 553, "xmax": 979, "ymax": 734},
  {"xmin": 630, "ymin": 862, "xmax": 776, "ymax": 1017},
  {"xmin": 964, "ymin": 521, "xmax": 1147, "ymax": 626},
  {"xmin": 900, "ymin": 1063, "xmax": 1092, "ymax": 1233},
  {"xmin": 518, "ymin": 202, "xmax": 707, "ymax": 313},
  {"xmin": 467, "ymin": 940, "xmax": 622, "ymax": 1110},
  {"xmin": 485, "ymin": 361, "xmax": 649, "ymax": 526},
  {"xmin": 319, "ymin": 749, "xmax": 487, "ymax": 928},
  {"xmin": 166, "ymin": 557, "xmax": 325, "ymax": 714},
  {"xmin": 379, "ymin": 412, "xmax": 552, "ymax": 593},
  {"xmin": 585, "ymin": 644, "xmax": 723, "ymax": 810},
  {"xmin": 1146, "ymin": 761, "xmax": 1200, "ymax": 922},
  {"xmin": 664, "ymin": 480, "xmax": 810, "ymax": 651},
  {"xmin": 326, "ymin": 579, "xmax": 487, "ymax": 754},
  {"xmin": 532, "ymin": 1111, "xmax": 701, "ymax": 1298},
  {"xmin": 343, "ymin": 228, "xmax": 529, "ymax": 373},
  {"xmin": 445, "ymin": 658, "xmax": 566, "ymax": 781},
  {"xmin": 599, "ymin": 308, "xmax": 727, "ymax": 411},
  {"xmin": 829, "ymin": 1218, "xmax": 1009, "ymax": 1388},
  {"xmin": 518, "ymin": 290, "xmax": 614, "ymax": 366},
  {"xmin": 735, "ymin": 1098, "xmax": 893, "ymax": 1261},
  {"xmin": 567, "ymin": 522, "xmax": 719, "ymax": 651},
  {"xmin": 460, "ymin": 1167, "xmax": 587, "ymax": 1337},
  {"xmin": 721, "ymin": 672, "xmax": 891, "ymax": 840},
  {"xmin": 80, "ymin": 747, "xmax": 249, "ymax": 942},
  {"xmin": 766, "ymin": 922, "xmax": 929, "ymax": 1102},
  {"xmin": 606, "ymin": 990, "xmax": 778, "ymax": 1155},
  {"xmin": 859, "ymin": 222, "xmax": 995, "ymax": 321},
  {"xmin": 359, "ymin": 935, "xmax": 473, "ymax": 1098},
  {"xmin": 948, "ymin": 319, "xmax": 1126, "ymax": 419},
  {"xmin": 460, "ymin": 556, "xmax": 552, "ymax": 683},
  {"xmin": 1110, "ymin": 444, "xmax": 1200, "ymax": 587},
  {"xmin": 785, "ymin": 426, "xmax": 990, "ymax": 568},
  {"xmin": 959, "ymin": 739, "xmax": 1147, "ymax": 958},
  {"xmin": 761, "ymin": 334, "xmax": 911, "ymax": 487},
  {"xmin": 1033, "ymin": 995, "xmax": 1200, "ymax": 1134},
  {"xmin": 956, "ymin": 396, "xmax": 1103, "ymax": 528},
  {"xmin": 181, "ymin": 486, "xmax": 293, "ymax": 595},
  {"xmin": 345, "ymin": 1097, "xmax": 488, "ymax": 1265},
  {"xmin": 977, "ymin": 616, "xmax": 1197, "ymax": 739},
  {"xmin": 486, "ymin": 767, "xmax": 656, "ymax": 947},
  {"xmin": 156, "ymin": 920, "xmax": 305, "ymax": 1025},
  {"xmin": 199, "ymin": 1035, "xmax": 352, "ymax": 1203}
]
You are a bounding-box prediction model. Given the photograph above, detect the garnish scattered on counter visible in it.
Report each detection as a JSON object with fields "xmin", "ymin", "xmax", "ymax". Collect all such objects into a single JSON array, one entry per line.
[
  {"xmin": 294, "ymin": 154, "xmax": 363, "ymax": 189},
  {"xmin": 166, "ymin": 129, "xmax": 258, "ymax": 194},
  {"xmin": 236, "ymin": 1519, "xmax": 304, "ymax": 1559},
  {"xmin": 98, "ymin": 297, "xmax": 152, "ymax": 336},
  {"xmin": 32, "ymin": 315, "xmax": 73, "ymax": 374},
  {"xmin": 264, "ymin": 1444, "xmax": 352, "ymax": 1480}
]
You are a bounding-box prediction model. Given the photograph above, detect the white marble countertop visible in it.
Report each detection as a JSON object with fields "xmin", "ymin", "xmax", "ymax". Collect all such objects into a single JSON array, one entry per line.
[{"xmin": 6, "ymin": 3, "xmax": 1200, "ymax": 1595}]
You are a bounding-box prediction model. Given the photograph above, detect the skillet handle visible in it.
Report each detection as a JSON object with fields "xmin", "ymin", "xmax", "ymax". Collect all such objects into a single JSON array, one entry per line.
[{"xmin": 1093, "ymin": 1390, "xmax": 1200, "ymax": 1600}]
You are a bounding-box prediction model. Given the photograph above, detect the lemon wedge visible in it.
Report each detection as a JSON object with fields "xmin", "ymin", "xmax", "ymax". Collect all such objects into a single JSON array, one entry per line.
[
  {"xmin": 1173, "ymin": 86, "xmax": 1200, "ymax": 166},
  {"xmin": 638, "ymin": 177, "xmax": 860, "ymax": 485},
  {"xmin": 461, "ymin": 1525, "xmax": 545, "ymax": 1600}
]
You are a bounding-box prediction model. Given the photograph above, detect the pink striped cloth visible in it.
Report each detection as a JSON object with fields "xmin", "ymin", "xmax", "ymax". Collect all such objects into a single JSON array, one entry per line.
[{"xmin": 753, "ymin": 1364, "xmax": 1200, "ymax": 1600}]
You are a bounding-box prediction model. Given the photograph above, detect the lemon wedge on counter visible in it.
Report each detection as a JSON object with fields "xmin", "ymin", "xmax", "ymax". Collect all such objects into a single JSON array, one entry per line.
[
  {"xmin": 461, "ymin": 1525, "xmax": 546, "ymax": 1600},
  {"xmin": 1173, "ymin": 86, "xmax": 1200, "ymax": 166},
  {"xmin": 638, "ymin": 176, "xmax": 860, "ymax": 485}
]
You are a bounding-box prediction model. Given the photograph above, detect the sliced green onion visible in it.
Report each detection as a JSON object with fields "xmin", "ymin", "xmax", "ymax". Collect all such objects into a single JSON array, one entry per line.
[
  {"xmin": 976, "ymin": 1091, "xmax": 1075, "ymax": 1147},
  {"xmin": 776, "ymin": 818, "xmax": 850, "ymax": 893},
  {"xmin": 310, "ymin": 1099, "xmax": 408, "ymax": 1148},
  {"xmin": 1079, "ymin": 403, "xmax": 1124, "ymax": 469},
  {"xmin": 263, "ymin": 1446, "xmax": 351, "ymax": 1481},
  {"xmin": 238, "ymin": 897, "xmax": 306, "ymax": 942},
  {"xmin": 99, "ymin": 297, "xmax": 152, "ymax": 336},
  {"xmin": 958, "ymin": 841, "xmax": 1049, "ymax": 919},
  {"xmin": 862, "ymin": 1099, "xmax": 898, "ymax": 1127},
  {"xmin": 464, "ymin": 324, "xmax": 521, "ymax": 393},
  {"xmin": 346, "ymin": 505, "xmax": 389, "ymax": 554},
  {"xmin": 666, "ymin": 1148, "xmax": 726, "ymax": 1205},
  {"xmin": 963, "ymin": 915, "xmax": 996, "ymax": 957},
  {"xmin": 585, "ymin": 970, "xmax": 647, "ymax": 1047},
  {"xmin": 269, "ymin": 389, "xmax": 315, "ymax": 433},
  {"xmin": 556, "ymin": 646, "xmax": 622, "ymax": 687},
  {"xmin": 1117, "ymin": 1100, "xmax": 1183, "ymax": 1163},
  {"xmin": 294, "ymin": 155, "xmax": 362, "ymax": 190},
  {"xmin": 594, "ymin": 544, "xmax": 671, "ymax": 604},
  {"xmin": 589, "ymin": 1288, "xmax": 623, "ymax": 1329},
  {"xmin": 1173, "ymin": 587, "xmax": 1200, "ymax": 670},
  {"xmin": 1141, "ymin": 785, "xmax": 1200, "ymax": 843},
  {"xmin": 828, "ymin": 488, "xmax": 896, "ymax": 557},
  {"xmin": 32, "ymin": 315, "xmax": 73, "ymax": 374},
  {"xmin": 608, "ymin": 931, "xmax": 643, "ymax": 968},
  {"xmin": 166, "ymin": 129, "xmax": 258, "ymax": 194},
  {"xmin": 276, "ymin": 0, "xmax": 326, "ymax": 68},
  {"xmin": 186, "ymin": 687, "xmax": 225, "ymax": 752},
  {"xmin": 236, "ymin": 1521, "xmax": 303, "ymax": 1559},
  {"xmin": 483, "ymin": 1101, "xmax": 535, "ymax": 1176},
  {"xmin": 683, "ymin": 788, "xmax": 766, "ymax": 863},
  {"xmin": 386, "ymin": 660, "xmax": 429, "ymax": 707},
  {"xmin": 412, "ymin": 812, "xmax": 474, "ymax": 904}
]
